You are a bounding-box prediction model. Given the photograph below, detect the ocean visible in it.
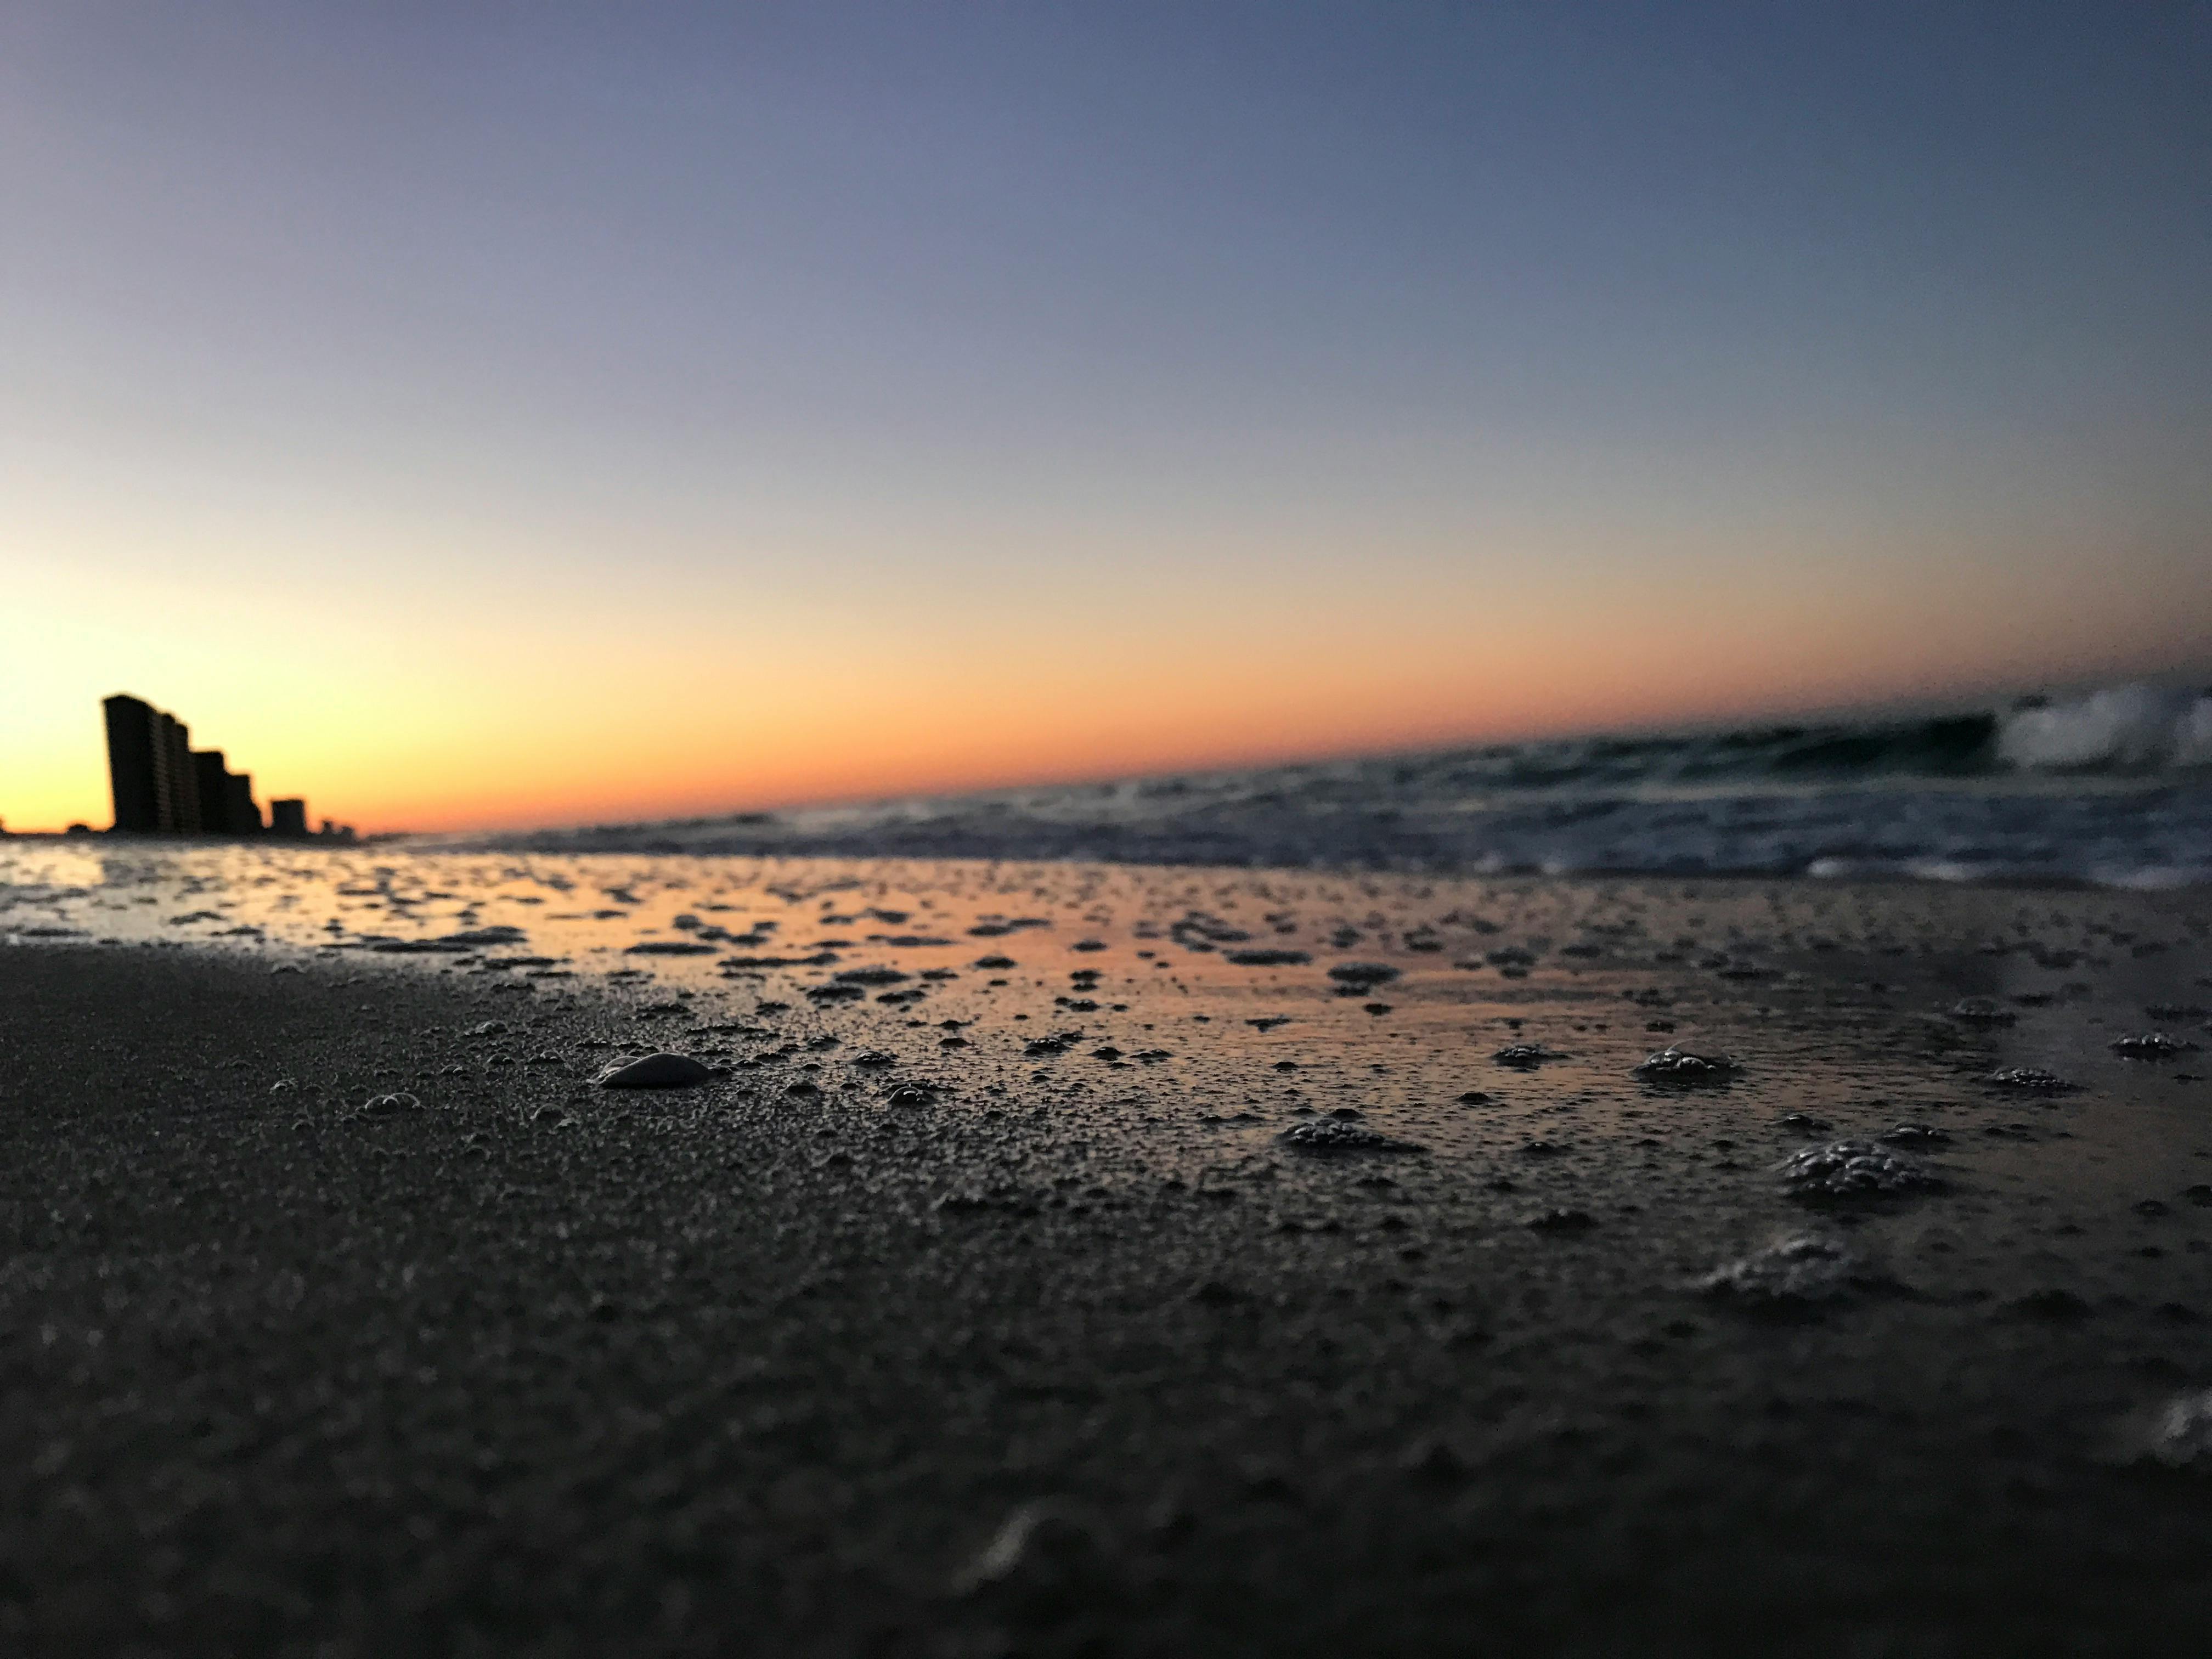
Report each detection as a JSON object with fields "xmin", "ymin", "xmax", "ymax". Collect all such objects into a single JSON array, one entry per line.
[{"xmin": 480, "ymin": 682, "xmax": 2212, "ymax": 890}]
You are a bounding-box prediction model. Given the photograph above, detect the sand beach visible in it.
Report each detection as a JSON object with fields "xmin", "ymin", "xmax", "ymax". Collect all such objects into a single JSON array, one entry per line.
[{"xmin": 3, "ymin": 855, "xmax": 2209, "ymax": 1654}]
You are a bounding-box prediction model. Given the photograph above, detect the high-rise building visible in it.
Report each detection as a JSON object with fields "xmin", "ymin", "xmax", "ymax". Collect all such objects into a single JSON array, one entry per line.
[
  {"xmin": 190, "ymin": 750, "xmax": 263, "ymax": 835},
  {"xmin": 227, "ymin": 772, "xmax": 262, "ymax": 834},
  {"xmin": 191, "ymin": 750, "xmax": 232, "ymax": 834},
  {"xmin": 103, "ymin": 696, "xmax": 162, "ymax": 831},
  {"xmin": 104, "ymin": 695, "xmax": 202, "ymax": 832},
  {"xmin": 104, "ymin": 694, "xmax": 296, "ymax": 837},
  {"xmin": 160, "ymin": 713, "xmax": 200, "ymax": 832}
]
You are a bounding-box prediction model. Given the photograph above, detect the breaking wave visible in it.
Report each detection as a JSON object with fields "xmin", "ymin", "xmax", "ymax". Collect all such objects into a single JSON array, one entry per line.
[
  {"xmin": 1996, "ymin": 684, "xmax": 2212, "ymax": 773},
  {"xmin": 468, "ymin": 683, "xmax": 2212, "ymax": 888}
]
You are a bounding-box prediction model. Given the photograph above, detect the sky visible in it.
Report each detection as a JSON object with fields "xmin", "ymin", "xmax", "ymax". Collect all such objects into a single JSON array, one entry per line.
[{"xmin": 3, "ymin": 2, "xmax": 2208, "ymax": 833}]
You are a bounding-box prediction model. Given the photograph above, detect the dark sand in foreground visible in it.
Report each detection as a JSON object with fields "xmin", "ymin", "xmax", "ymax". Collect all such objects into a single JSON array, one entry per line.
[{"xmin": 3, "ymin": 871, "xmax": 2211, "ymax": 1656}]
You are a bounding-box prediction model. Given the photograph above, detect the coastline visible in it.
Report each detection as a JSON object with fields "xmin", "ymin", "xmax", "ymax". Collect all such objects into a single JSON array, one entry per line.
[{"xmin": 4, "ymin": 868, "xmax": 2211, "ymax": 1655}]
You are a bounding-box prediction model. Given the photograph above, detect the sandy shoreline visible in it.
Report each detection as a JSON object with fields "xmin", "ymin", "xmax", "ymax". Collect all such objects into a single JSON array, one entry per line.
[{"xmin": 4, "ymin": 868, "xmax": 2211, "ymax": 1655}]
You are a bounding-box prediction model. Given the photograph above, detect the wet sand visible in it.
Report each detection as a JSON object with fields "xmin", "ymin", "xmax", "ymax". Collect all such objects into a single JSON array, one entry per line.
[{"xmin": 3, "ymin": 868, "xmax": 2210, "ymax": 1656}]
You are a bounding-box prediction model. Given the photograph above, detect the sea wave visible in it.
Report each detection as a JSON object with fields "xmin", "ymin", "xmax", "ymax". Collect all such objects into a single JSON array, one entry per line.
[
  {"xmin": 465, "ymin": 682, "xmax": 2212, "ymax": 887},
  {"xmin": 1996, "ymin": 684, "xmax": 2212, "ymax": 772}
]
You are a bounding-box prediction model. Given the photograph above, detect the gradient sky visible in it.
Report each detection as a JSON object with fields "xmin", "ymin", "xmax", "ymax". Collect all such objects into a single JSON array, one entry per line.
[{"xmin": 4, "ymin": 2, "xmax": 2208, "ymax": 833}]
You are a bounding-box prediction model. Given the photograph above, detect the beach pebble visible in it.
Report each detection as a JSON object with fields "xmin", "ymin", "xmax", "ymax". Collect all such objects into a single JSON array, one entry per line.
[
  {"xmin": 1777, "ymin": 1139, "xmax": 1940, "ymax": 1199},
  {"xmin": 1696, "ymin": 1233, "xmax": 1861, "ymax": 1305},
  {"xmin": 623, "ymin": 940, "xmax": 719, "ymax": 956},
  {"xmin": 1635, "ymin": 1045, "xmax": 1740, "ymax": 1084},
  {"xmin": 597, "ymin": 1052, "xmax": 713, "ymax": 1089}
]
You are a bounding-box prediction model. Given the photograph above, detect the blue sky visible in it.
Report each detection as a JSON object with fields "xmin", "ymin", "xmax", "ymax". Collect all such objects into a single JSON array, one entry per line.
[{"xmin": 4, "ymin": 2, "xmax": 2208, "ymax": 828}]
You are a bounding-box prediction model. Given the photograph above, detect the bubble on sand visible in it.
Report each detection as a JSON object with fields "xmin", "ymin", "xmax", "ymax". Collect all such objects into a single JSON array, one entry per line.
[
  {"xmin": 597, "ymin": 1052, "xmax": 713, "ymax": 1089},
  {"xmin": 1493, "ymin": 1043, "xmax": 1565, "ymax": 1068},
  {"xmin": 1986, "ymin": 1066, "xmax": 2075, "ymax": 1091},
  {"xmin": 1696, "ymin": 1233, "xmax": 1862, "ymax": 1305},
  {"xmin": 1880, "ymin": 1122, "xmax": 1951, "ymax": 1147},
  {"xmin": 1279, "ymin": 1119, "xmax": 1421, "ymax": 1154},
  {"xmin": 2112, "ymin": 1031, "xmax": 2193, "ymax": 1058},
  {"xmin": 1635, "ymin": 1046, "xmax": 1740, "ymax": 1084},
  {"xmin": 360, "ymin": 1092, "xmax": 422, "ymax": 1118},
  {"xmin": 1778, "ymin": 1139, "xmax": 1940, "ymax": 1199}
]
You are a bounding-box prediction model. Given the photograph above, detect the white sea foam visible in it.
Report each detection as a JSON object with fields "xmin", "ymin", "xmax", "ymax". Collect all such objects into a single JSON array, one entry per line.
[{"xmin": 1997, "ymin": 684, "xmax": 2212, "ymax": 772}]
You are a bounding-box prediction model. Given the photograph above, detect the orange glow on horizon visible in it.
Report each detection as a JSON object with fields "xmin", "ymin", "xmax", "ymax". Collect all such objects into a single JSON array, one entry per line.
[{"xmin": 7, "ymin": 503, "xmax": 2208, "ymax": 837}]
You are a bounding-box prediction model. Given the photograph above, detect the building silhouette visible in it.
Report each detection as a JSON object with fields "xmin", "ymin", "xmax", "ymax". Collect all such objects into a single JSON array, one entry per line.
[
  {"xmin": 104, "ymin": 695, "xmax": 201, "ymax": 832},
  {"xmin": 102, "ymin": 693, "xmax": 345, "ymax": 839},
  {"xmin": 190, "ymin": 749, "xmax": 262, "ymax": 836},
  {"xmin": 225, "ymin": 771, "xmax": 263, "ymax": 834}
]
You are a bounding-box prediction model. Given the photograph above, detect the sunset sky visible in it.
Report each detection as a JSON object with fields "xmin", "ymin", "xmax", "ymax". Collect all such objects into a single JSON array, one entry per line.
[{"xmin": 4, "ymin": 3, "xmax": 2208, "ymax": 833}]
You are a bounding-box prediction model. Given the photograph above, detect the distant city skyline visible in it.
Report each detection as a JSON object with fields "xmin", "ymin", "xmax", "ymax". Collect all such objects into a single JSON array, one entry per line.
[
  {"xmin": 97, "ymin": 691, "xmax": 343, "ymax": 840},
  {"xmin": 4, "ymin": 3, "xmax": 2208, "ymax": 833}
]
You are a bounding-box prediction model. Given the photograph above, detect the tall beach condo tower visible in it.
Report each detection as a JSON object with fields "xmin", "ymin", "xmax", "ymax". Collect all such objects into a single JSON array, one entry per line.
[
  {"xmin": 191, "ymin": 749, "xmax": 263, "ymax": 835},
  {"xmin": 103, "ymin": 694, "xmax": 202, "ymax": 833}
]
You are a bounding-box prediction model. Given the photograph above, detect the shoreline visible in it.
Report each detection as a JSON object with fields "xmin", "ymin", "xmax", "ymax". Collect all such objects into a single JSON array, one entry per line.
[{"xmin": 4, "ymin": 868, "xmax": 2211, "ymax": 1654}]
